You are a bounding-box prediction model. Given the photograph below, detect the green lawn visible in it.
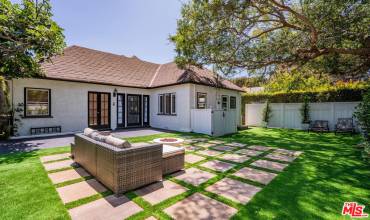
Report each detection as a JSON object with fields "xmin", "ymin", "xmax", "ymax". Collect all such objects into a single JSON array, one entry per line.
[{"xmin": 0, "ymin": 128, "xmax": 369, "ymax": 220}]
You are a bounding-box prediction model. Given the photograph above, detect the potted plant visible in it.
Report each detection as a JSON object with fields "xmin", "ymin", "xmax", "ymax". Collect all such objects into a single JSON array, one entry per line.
[
  {"xmin": 262, "ymin": 100, "xmax": 271, "ymax": 128},
  {"xmin": 300, "ymin": 96, "xmax": 310, "ymax": 130}
]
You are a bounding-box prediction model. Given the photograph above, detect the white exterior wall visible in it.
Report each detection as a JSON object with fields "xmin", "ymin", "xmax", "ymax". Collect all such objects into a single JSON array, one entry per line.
[
  {"xmin": 150, "ymin": 84, "xmax": 192, "ymax": 132},
  {"xmin": 9, "ymin": 78, "xmax": 242, "ymax": 137},
  {"xmin": 189, "ymin": 84, "xmax": 242, "ymax": 126},
  {"xmin": 10, "ymin": 78, "xmax": 150, "ymax": 136},
  {"xmin": 245, "ymin": 102, "xmax": 360, "ymax": 130}
]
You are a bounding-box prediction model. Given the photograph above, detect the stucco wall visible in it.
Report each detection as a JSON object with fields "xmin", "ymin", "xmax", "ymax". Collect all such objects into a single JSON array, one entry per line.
[
  {"xmin": 10, "ymin": 78, "xmax": 150, "ymax": 136},
  {"xmin": 9, "ymin": 78, "xmax": 242, "ymax": 137}
]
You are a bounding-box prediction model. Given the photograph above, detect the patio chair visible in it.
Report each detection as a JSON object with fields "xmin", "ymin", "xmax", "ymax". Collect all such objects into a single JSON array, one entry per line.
[
  {"xmin": 72, "ymin": 133, "xmax": 163, "ymax": 194},
  {"xmin": 162, "ymin": 144, "xmax": 185, "ymax": 175},
  {"xmin": 308, "ymin": 120, "xmax": 329, "ymax": 133},
  {"xmin": 334, "ymin": 118, "xmax": 355, "ymax": 135}
]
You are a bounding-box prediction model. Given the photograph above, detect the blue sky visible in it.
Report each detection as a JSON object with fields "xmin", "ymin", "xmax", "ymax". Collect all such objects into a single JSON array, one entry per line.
[{"xmin": 49, "ymin": 0, "xmax": 185, "ymax": 64}]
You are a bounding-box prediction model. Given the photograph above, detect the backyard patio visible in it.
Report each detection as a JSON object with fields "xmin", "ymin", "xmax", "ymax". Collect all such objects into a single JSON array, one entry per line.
[{"xmin": 0, "ymin": 127, "xmax": 368, "ymax": 220}]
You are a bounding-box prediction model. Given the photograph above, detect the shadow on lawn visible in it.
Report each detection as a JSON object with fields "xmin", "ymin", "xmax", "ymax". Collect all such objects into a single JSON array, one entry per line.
[{"xmin": 227, "ymin": 128, "xmax": 369, "ymax": 219}]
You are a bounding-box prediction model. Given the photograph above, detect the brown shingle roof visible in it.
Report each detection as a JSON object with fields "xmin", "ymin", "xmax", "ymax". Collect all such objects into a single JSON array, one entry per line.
[{"xmin": 41, "ymin": 46, "xmax": 243, "ymax": 92}]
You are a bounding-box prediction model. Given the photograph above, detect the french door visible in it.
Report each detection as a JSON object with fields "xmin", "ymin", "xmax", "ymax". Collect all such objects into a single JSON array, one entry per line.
[
  {"xmin": 127, "ymin": 94, "xmax": 141, "ymax": 126},
  {"xmin": 88, "ymin": 92, "xmax": 111, "ymax": 129},
  {"xmin": 117, "ymin": 93, "xmax": 125, "ymax": 128},
  {"xmin": 143, "ymin": 95, "xmax": 150, "ymax": 126}
]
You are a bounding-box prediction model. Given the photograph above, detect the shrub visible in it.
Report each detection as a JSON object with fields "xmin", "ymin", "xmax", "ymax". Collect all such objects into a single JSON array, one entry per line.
[
  {"xmin": 354, "ymin": 87, "xmax": 370, "ymax": 139},
  {"xmin": 262, "ymin": 100, "xmax": 272, "ymax": 126},
  {"xmin": 300, "ymin": 96, "xmax": 310, "ymax": 124}
]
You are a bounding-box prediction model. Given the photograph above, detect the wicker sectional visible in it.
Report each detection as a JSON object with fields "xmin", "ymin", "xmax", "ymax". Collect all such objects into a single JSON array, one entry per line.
[{"xmin": 72, "ymin": 134, "xmax": 185, "ymax": 194}]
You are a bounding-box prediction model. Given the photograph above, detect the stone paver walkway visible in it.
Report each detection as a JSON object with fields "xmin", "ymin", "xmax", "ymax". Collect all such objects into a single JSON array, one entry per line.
[
  {"xmin": 235, "ymin": 149, "xmax": 263, "ymax": 157},
  {"xmin": 135, "ymin": 181, "xmax": 187, "ymax": 205},
  {"xmin": 48, "ymin": 167, "xmax": 90, "ymax": 184},
  {"xmin": 57, "ymin": 179, "xmax": 107, "ymax": 204},
  {"xmin": 251, "ymin": 159, "xmax": 288, "ymax": 172},
  {"xmin": 40, "ymin": 153, "xmax": 71, "ymax": 163},
  {"xmin": 41, "ymin": 141, "xmax": 303, "ymax": 219},
  {"xmin": 265, "ymin": 153, "xmax": 296, "ymax": 162},
  {"xmin": 164, "ymin": 193, "xmax": 237, "ymax": 220},
  {"xmin": 233, "ymin": 167, "xmax": 277, "ymax": 184},
  {"xmin": 69, "ymin": 195, "xmax": 142, "ymax": 220},
  {"xmin": 201, "ymin": 160, "xmax": 235, "ymax": 172},
  {"xmin": 43, "ymin": 159, "xmax": 76, "ymax": 171},
  {"xmin": 206, "ymin": 178, "xmax": 261, "ymax": 204},
  {"xmin": 225, "ymin": 142, "xmax": 247, "ymax": 147},
  {"xmin": 172, "ymin": 168, "xmax": 216, "ymax": 186},
  {"xmin": 220, "ymin": 153, "xmax": 250, "ymax": 163},
  {"xmin": 185, "ymin": 154, "xmax": 205, "ymax": 164}
]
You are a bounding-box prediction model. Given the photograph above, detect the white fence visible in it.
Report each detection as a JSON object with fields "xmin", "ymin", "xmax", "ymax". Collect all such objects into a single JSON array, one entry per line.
[
  {"xmin": 245, "ymin": 102, "xmax": 360, "ymax": 130},
  {"xmin": 191, "ymin": 109, "xmax": 237, "ymax": 136}
]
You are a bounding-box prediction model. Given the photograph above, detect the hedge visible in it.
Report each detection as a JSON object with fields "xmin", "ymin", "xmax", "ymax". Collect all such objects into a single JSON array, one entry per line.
[{"xmin": 243, "ymin": 88, "xmax": 367, "ymax": 103}]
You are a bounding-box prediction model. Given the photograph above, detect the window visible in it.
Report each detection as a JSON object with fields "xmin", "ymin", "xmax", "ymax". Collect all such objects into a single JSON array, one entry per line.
[
  {"xmin": 158, "ymin": 94, "xmax": 164, "ymax": 114},
  {"xmin": 230, "ymin": 96, "xmax": 237, "ymax": 109},
  {"xmin": 158, "ymin": 93, "xmax": 176, "ymax": 115},
  {"xmin": 171, "ymin": 93, "xmax": 176, "ymax": 114},
  {"xmin": 222, "ymin": 95, "xmax": 228, "ymax": 110},
  {"xmin": 25, "ymin": 88, "xmax": 50, "ymax": 117},
  {"xmin": 197, "ymin": 92, "xmax": 207, "ymax": 109}
]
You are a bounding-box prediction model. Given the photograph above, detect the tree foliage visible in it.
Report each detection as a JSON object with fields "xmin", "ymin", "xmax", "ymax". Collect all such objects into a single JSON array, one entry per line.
[
  {"xmin": 171, "ymin": 0, "xmax": 370, "ymax": 78},
  {"xmin": 231, "ymin": 76, "xmax": 266, "ymax": 88},
  {"xmin": 262, "ymin": 100, "xmax": 271, "ymax": 123},
  {"xmin": 300, "ymin": 95, "xmax": 310, "ymax": 123},
  {"xmin": 354, "ymin": 84, "xmax": 370, "ymax": 135},
  {"xmin": 0, "ymin": 0, "xmax": 65, "ymax": 79}
]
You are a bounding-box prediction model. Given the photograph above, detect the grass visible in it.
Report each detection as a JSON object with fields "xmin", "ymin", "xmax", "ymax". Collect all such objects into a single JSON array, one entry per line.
[{"xmin": 0, "ymin": 128, "xmax": 369, "ymax": 219}]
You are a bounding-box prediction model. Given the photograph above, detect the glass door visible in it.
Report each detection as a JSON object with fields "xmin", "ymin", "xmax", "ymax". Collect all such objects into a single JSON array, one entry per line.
[
  {"xmin": 88, "ymin": 92, "xmax": 110, "ymax": 129},
  {"xmin": 143, "ymin": 95, "xmax": 150, "ymax": 126},
  {"xmin": 117, "ymin": 93, "xmax": 125, "ymax": 128},
  {"xmin": 127, "ymin": 94, "xmax": 141, "ymax": 126}
]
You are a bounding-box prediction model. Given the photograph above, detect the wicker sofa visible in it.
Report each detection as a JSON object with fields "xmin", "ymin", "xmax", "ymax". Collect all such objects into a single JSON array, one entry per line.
[{"xmin": 72, "ymin": 134, "xmax": 163, "ymax": 194}]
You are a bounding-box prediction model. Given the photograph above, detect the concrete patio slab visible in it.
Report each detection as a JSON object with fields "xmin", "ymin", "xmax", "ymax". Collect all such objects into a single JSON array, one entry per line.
[
  {"xmin": 164, "ymin": 193, "xmax": 237, "ymax": 220},
  {"xmin": 192, "ymin": 138, "xmax": 210, "ymax": 142},
  {"xmin": 197, "ymin": 149, "xmax": 222, "ymax": 157},
  {"xmin": 206, "ymin": 178, "xmax": 261, "ymax": 204},
  {"xmin": 211, "ymin": 145, "xmax": 236, "ymax": 151},
  {"xmin": 235, "ymin": 149, "xmax": 263, "ymax": 157},
  {"xmin": 265, "ymin": 153, "xmax": 296, "ymax": 162},
  {"xmin": 200, "ymin": 160, "xmax": 235, "ymax": 172},
  {"xmin": 68, "ymin": 195, "xmax": 142, "ymax": 220},
  {"xmin": 225, "ymin": 142, "xmax": 247, "ymax": 147},
  {"xmin": 233, "ymin": 167, "xmax": 277, "ymax": 184},
  {"xmin": 172, "ymin": 168, "xmax": 216, "ymax": 186},
  {"xmin": 135, "ymin": 180, "xmax": 187, "ymax": 205},
  {"xmin": 219, "ymin": 154, "xmax": 250, "ymax": 163},
  {"xmin": 48, "ymin": 167, "xmax": 90, "ymax": 184},
  {"xmin": 185, "ymin": 154, "xmax": 205, "ymax": 164},
  {"xmin": 274, "ymin": 148, "xmax": 303, "ymax": 157},
  {"xmin": 145, "ymin": 217, "xmax": 157, "ymax": 220},
  {"xmin": 43, "ymin": 159, "xmax": 76, "ymax": 171},
  {"xmin": 248, "ymin": 145, "xmax": 273, "ymax": 151},
  {"xmin": 40, "ymin": 153, "xmax": 71, "ymax": 163},
  {"xmin": 183, "ymin": 139, "xmax": 199, "ymax": 144},
  {"xmin": 57, "ymin": 179, "xmax": 107, "ymax": 204},
  {"xmin": 251, "ymin": 159, "xmax": 288, "ymax": 172}
]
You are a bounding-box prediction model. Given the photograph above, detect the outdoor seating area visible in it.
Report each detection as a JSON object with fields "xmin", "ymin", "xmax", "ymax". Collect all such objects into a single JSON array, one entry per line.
[{"xmin": 39, "ymin": 130, "xmax": 302, "ymax": 219}]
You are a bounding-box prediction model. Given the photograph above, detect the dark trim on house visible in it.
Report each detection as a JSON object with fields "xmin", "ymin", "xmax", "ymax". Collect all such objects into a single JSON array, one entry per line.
[
  {"xmin": 197, "ymin": 92, "xmax": 207, "ymax": 109},
  {"xmin": 23, "ymin": 87, "xmax": 52, "ymax": 118},
  {"xmin": 87, "ymin": 91, "xmax": 111, "ymax": 129},
  {"xmin": 143, "ymin": 95, "xmax": 150, "ymax": 126},
  {"xmin": 126, "ymin": 94, "xmax": 142, "ymax": 127},
  {"xmin": 116, "ymin": 93, "xmax": 125, "ymax": 128}
]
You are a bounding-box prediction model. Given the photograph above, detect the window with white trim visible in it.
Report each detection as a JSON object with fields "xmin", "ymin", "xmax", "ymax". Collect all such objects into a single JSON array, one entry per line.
[
  {"xmin": 158, "ymin": 93, "xmax": 176, "ymax": 115},
  {"xmin": 230, "ymin": 96, "xmax": 237, "ymax": 109},
  {"xmin": 197, "ymin": 92, "xmax": 207, "ymax": 109},
  {"xmin": 25, "ymin": 88, "xmax": 51, "ymax": 117}
]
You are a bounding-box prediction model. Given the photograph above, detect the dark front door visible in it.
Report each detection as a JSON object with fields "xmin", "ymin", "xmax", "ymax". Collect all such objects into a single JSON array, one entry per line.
[
  {"xmin": 117, "ymin": 93, "xmax": 125, "ymax": 128},
  {"xmin": 143, "ymin": 95, "xmax": 150, "ymax": 126},
  {"xmin": 88, "ymin": 92, "xmax": 111, "ymax": 129},
  {"xmin": 127, "ymin": 94, "xmax": 141, "ymax": 126}
]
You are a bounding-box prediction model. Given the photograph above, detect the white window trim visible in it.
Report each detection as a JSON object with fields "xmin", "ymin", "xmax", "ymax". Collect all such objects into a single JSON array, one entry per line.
[
  {"xmin": 25, "ymin": 88, "xmax": 51, "ymax": 117},
  {"xmin": 222, "ymin": 95, "xmax": 228, "ymax": 110}
]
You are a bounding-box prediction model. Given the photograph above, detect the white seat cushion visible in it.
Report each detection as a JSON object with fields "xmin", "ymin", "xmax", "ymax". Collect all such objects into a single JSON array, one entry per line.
[
  {"xmin": 163, "ymin": 144, "xmax": 184, "ymax": 158},
  {"xmin": 83, "ymin": 128, "xmax": 95, "ymax": 137}
]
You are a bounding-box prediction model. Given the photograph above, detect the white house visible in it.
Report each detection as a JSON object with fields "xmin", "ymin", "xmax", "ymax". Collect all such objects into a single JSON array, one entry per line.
[{"xmin": 8, "ymin": 46, "xmax": 244, "ymax": 137}]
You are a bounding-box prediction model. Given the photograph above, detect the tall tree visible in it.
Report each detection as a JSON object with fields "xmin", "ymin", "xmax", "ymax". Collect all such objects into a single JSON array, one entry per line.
[
  {"xmin": 0, "ymin": 0, "xmax": 65, "ymax": 79},
  {"xmin": 171, "ymin": 0, "xmax": 370, "ymax": 78}
]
